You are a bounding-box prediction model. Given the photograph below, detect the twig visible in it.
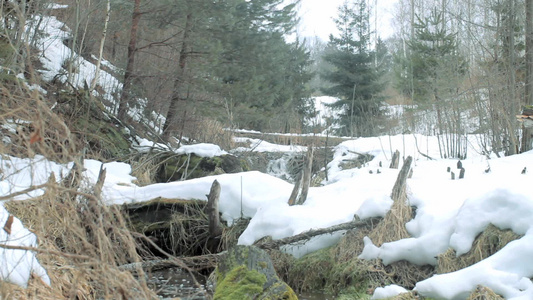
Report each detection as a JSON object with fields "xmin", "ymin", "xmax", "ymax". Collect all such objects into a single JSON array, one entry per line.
[
  {"xmin": 0, "ymin": 183, "xmax": 48, "ymax": 201},
  {"xmin": 0, "ymin": 243, "xmax": 93, "ymax": 261}
]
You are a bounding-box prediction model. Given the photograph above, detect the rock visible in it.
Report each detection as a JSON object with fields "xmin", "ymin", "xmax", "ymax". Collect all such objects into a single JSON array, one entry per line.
[{"xmin": 213, "ymin": 245, "xmax": 297, "ymax": 300}]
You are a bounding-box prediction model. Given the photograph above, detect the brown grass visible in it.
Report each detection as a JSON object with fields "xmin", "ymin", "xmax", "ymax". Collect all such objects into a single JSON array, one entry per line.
[
  {"xmin": 5, "ymin": 181, "xmax": 157, "ymax": 299},
  {"xmin": 437, "ymin": 224, "xmax": 521, "ymax": 274},
  {"xmin": 0, "ymin": 82, "xmax": 157, "ymax": 298},
  {"xmin": 467, "ymin": 285, "xmax": 505, "ymax": 300}
]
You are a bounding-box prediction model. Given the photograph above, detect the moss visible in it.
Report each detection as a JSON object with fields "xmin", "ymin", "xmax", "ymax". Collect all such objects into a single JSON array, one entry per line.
[
  {"xmin": 288, "ymin": 246, "xmax": 335, "ymax": 293},
  {"xmin": 74, "ymin": 117, "xmax": 131, "ymax": 159},
  {"xmin": 214, "ymin": 265, "xmax": 267, "ymax": 300},
  {"xmin": 158, "ymin": 154, "xmax": 246, "ymax": 182},
  {"xmin": 261, "ymin": 281, "xmax": 298, "ymax": 300}
]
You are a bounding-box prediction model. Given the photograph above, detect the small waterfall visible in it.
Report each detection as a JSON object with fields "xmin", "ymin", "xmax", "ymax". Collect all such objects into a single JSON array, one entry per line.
[{"xmin": 266, "ymin": 152, "xmax": 305, "ymax": 183}]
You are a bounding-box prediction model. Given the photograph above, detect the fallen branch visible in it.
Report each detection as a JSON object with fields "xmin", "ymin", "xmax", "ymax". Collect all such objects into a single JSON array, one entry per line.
[
  {"xmin": 0, "ymin": 243, "xmax": 93, "ymax": 261},
  {"xmin": 255, "ymin": 217, "xmax": 381, "ymax": 250},
  {"xmin": 118, "ymin": 253, "xmax": 221, "ymax": 273}
]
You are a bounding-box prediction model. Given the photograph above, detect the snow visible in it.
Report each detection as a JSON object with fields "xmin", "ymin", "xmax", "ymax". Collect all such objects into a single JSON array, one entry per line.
[
  {"xmin": 175, "ymin": 143, "xmax": 228, "ymax": 157},
  {"xmin": 233, "ymin": 137, "xmax": 307, "ymax": 152},
  {"xmin": 36, "ymin": 15, "xmax": 122, "ymax": 110}
]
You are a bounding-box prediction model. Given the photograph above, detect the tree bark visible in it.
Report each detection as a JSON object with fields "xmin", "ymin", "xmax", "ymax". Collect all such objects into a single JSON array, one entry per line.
[
  {"xmin": 391, "ymin": 156, "xmax": 412, "ymax": 202},
  {"xmin": 523, "ymin": 0, "xmax": 533, "ymax": 152},
  {"xmin": 288, "ymin": 147, "xmax": 314, "ymax": 206},
  {"xmin": 389, "ymin": 150, "xmax": 400, "ymax": 169},
  {"xmin": 296, "ymin": 147, "xmax": 314, "ymax": 205},
  {"xmin": 117, "ymin": 0, "xmax": 142, "ymax": 121},
  {"xmin": 207, "ymin": 180, "xmax": 223, "ymax": 239},
  {"xmin": 90, "ymin": 0, "xmax": 111, "ymax": 92}
]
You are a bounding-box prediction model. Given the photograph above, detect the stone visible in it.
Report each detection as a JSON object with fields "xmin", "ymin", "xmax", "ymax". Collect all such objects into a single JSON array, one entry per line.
[{"xmin": 213, "ymin": 245, "xmax": 297, "ymax": 300}]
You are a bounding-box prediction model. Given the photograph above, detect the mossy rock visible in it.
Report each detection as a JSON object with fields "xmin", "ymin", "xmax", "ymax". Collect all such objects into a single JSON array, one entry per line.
[
  {"xmin": 157, "ymin": 153, "xmax": 248, "ymax": 182},
  {"xmin": 214, "ymin": 245, "xmax": 297, "ymax": 300}
]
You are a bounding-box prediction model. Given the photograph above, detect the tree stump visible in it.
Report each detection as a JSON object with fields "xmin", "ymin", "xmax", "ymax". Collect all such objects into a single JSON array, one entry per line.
[
  {"xmin": 207, "ymin": 180, "xmax": 223, "ymax": 253},
  {"xmin": 390, "ymin": 150, "xmax": 400, "ymax": 169}
]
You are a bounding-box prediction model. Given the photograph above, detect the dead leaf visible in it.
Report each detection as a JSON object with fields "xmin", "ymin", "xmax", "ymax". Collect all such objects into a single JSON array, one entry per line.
[
  {"xmin": 4, "ymin": 215, "xmax": 13, "ymax": 234},
  {"xmin": 29, "ymin": 128, "xmax": 42, "ymax": 144}
]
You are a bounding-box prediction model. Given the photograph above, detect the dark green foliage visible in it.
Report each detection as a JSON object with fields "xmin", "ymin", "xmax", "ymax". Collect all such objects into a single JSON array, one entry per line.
[
  {"xmin": 148, "ymin": 0, "xmax": 313, "ymax": 134},
  {"xmin": 320, "ymin": 0, "xmax": 385, "ymax": 137},
  {"xmin": 395, "ymin": 8, "xmax": 466, "ymax": 103},
  {"xmin": 211, "ymin": 0, "xmax": 314, "ymax": 132}
]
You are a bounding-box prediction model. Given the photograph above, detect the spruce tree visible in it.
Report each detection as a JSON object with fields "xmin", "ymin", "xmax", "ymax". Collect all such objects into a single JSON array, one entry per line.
[
  {"xmin": 402, "ymin": 8, "xmax": 466, "ymax": 104},
  {"xmin": 321, "ymin": 0, "xmax": 384, "ymax": 137}
]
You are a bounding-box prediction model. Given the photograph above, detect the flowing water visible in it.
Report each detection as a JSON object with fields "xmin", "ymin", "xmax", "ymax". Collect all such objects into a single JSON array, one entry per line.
[
  {"xmin": 148, "ymin": 268, "xmax": 210, "ymax": 299},
  {"xmin": 148, "ymin": 268, "xmax": 334, "ymax": 299}
]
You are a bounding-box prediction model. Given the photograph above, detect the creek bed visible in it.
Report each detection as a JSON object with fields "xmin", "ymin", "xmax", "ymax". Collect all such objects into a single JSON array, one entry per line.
[
  {"xmin": 147, "ymin": 268, "xmax": 335, "ymax": 299},
  {"xmin": 147, "ymin": 268, "xmax": 210, "ymax": 299}
]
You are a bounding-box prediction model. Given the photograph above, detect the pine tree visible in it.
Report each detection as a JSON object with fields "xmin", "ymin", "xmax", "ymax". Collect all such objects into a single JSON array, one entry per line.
[
  {"xmin": 403, "ymin": 8, "xmax": 466, "ymax": 104},
  {"xmin": 321, "ymin": 0, "xmax": 384, "ymax": 137},
  {"xmin": 211, "ymin": 0, "xmax": 313, "ymax": 131}
]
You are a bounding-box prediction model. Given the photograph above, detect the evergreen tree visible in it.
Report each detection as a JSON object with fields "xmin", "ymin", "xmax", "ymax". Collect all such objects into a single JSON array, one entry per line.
[
  {"xmin": 401, "ymin": 8, "xmax": 466, "ymax": 104},
  {"xmin": 211, "ymin": 0, "xmax": 313, "ymax": 131},
  {"xmin": 320, "ymin": 0, "xmax": 384, "ymax": 137}
]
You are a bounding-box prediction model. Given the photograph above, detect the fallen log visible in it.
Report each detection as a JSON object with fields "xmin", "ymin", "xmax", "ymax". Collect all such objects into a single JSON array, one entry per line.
[
  {"xmin": 118, "ymin": 253, "xmax": 221, "ymax": 273},
  {"xmin": 255, "ymin": 217, "xmax": 381, "ymax": 250}
]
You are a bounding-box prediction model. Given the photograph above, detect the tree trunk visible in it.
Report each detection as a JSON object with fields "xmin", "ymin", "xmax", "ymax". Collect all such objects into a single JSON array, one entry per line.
[
  {"xmin": 523, "ymin": 0, "xmax": 533, "ymax": 152},
  {"xmin": 391, "ymin": 156, "xmax": 412, "ymax": 202},
  {"xmin": 296, "ymin": 147, "xmax": 314, "ymax": 205},
  {"xmin": 162, "ymin": 12, "xmax": 193, "ymax": 142},
  {"xmin": 117, "ymin": 0, "xmax": 142, "ymax": 121},
  {"xmin": 207, "ymin": 180, "xmax": 222, "ymax": 253},
  {"xmin": 389, "ymin": 150, "xmax": 400, "ymax": 169},
  {"xmin": 90, "ymin": 0, "xmax": 111, "ymax": 92},
  {"xmin": 288, "ymin": 147, "xmax": 314, "ymax": 206},
  {"xmin": 506, "ymin": 0, "xmax": 518, "ymax": 155},
  {"xmin": 207, "ymin": 180, "xmax": 222, "ymax": 238}
]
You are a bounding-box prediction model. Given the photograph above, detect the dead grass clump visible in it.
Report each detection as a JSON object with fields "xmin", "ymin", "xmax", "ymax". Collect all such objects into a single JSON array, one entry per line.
[
  {"xmin": 164, "ymin": 203, "xmax": 248, "ymax": 256},
  {"xmin": 0, "ymin": 88, "xmax": 77, "ymax": 163},
  {"xmin": 128, "ymin": 153, "xmax": 160, "ymax": 186},
  {"xmin": 367, "ymin": 188, "xmax": 412, "ymax": 247},
  {"xmin": 189, "ymin": 118, "xmax": 235, "ymax": 151},
  {"xmin": 168, "ymin": 201, "xmax": 210, "ymax": 256},
  {"xmin": 266, "ymin": 249, "xmax": 296, "ymax": 284},
  {"xmin": 437, "ymin": 224, "xmax": 521, "ymax": 274},
  {"xmin": 467, "ymin": 285, "xmax": 505, "ymax": 300},
  {"xmin": 5, "ymin": 177, "xmax": 157, "ymax": 299},
  {"xmin": 221, "ymin": 217, "xmax": 250, "ymax": 250}
]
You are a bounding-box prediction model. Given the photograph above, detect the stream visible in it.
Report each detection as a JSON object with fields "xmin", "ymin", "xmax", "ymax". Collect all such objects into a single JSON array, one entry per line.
[{"xmin": 148, "ymin": 268, "xmax": 334, "ymax": 299}]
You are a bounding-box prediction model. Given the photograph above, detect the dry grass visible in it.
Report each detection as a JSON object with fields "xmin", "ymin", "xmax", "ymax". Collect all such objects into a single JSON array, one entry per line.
[
  {"xmin": 5, "ymin": 179, "xmax": 157, "ymax": 299},
  {"xmin": 437, "ymin": 224, "xmax": 521, "ymax": 274},
  {"xmin": 467, "ymin": 285, "xmax": 505, "ymax": 300},
  {"xmin": 367, "ymin": 189, "xmax": 412, "ymax": 248},
  {"xmin": 0, "ymin": 82, "xmax": 157, "ymax": 298}
]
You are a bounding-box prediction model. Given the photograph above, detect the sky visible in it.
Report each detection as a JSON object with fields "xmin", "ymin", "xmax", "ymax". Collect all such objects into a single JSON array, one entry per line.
[{"xmin": 297, "ymin": 0, "xmax": 398, "ymax": 41}]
